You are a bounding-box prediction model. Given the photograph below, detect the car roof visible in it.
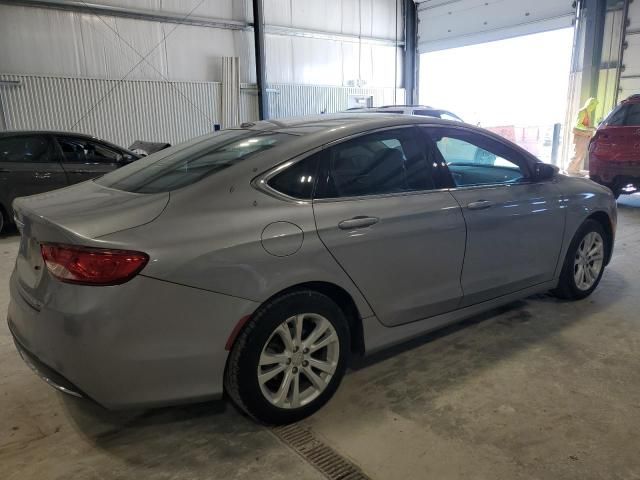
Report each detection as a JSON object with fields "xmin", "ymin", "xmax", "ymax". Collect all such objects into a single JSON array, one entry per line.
[
  {"xmin": 0, "ymin": 130, "xmax": 135, "ymax": 153},
  {"xmin": 231, "ymin": 113, "xmax": 534, "ymax": 162},
  {"xmin": 1, "ymin": 130, "xmax": 103, "ymax": 140}
]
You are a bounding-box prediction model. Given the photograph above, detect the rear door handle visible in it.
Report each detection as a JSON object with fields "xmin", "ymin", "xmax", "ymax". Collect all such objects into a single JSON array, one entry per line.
[
  {"xmin": 34, "ymin": 172, "xmax": 52, "ymax": 179},
  {"xmin": 467, "ymin": 200, "xmax": 494, "ymax": 210},
  {"xmin": 338, "ymin": 216, "xmax": 379, "ymax": 230}
]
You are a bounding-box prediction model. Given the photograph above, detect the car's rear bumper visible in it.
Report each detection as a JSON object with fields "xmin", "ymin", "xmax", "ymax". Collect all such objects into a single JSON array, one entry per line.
[
  {"xmin": 8, "ymin": 269, "xmax": 259, "ymax": 409},
  {"xmin": 589, "ymin": 156, "xmax": 640, "ymax": 186}
]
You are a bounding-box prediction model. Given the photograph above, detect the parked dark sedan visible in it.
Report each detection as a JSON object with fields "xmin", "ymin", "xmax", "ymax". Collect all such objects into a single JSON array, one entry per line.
[{"xmin": 0, "ymin": 131, "xmax": 139, "ymax": 232}]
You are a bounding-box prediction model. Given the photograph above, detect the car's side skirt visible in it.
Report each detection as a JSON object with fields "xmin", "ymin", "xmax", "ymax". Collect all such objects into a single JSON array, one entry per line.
[{"xmin": 362, "ymin": 280, "xmax": 558, "ymax": 355}]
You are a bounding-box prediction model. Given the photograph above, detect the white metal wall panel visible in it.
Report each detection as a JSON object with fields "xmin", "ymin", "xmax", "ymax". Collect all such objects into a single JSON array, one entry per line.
[
  {"xmin": 266, "ymin": 34, "xmax": 402, "ymax": 87},
  {"xmin": 240, "ymin": 86, "xmax": 260, "ymax": 124},
  {"xmin": 0, "ymin": 4, "xmax": 237, "ymax": 82},
  {"xmin": 0, "ymin": 2, "xmax": 401, "ymax": 88},
  {"xmin": 261, "ymin": 0, "xmax": 401, "ymax": 40},
  {"xmin": 86, "ymin": 0, "xmax": 237, "ymax": 20},
  {"xmin": 417, "ymin": 0, "xmax": 575, "ymax": 52},
  {"xmin": 266, "ymin": 83, "xmax": 405, "ymax": 118},
  {"xmin": 620, "ymin": 0, "xmax": 640, "ymax": 99},
  {"xmin": 0, "ymin": 74, "xmax": 222, "ymax": 147}
]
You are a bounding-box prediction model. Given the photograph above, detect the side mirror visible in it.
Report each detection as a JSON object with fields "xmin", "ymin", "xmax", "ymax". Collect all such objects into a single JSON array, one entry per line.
[
  {"xmin": 533, "ymin": 162, "xmax": 558, "ymax": 181},
  {"xmin": 117, "ymin": 154, "xmax": 135, "ymax": 165}
]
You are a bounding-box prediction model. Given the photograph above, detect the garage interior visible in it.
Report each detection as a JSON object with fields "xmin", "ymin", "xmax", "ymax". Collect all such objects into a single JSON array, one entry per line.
[{"xmin": 1, "ymin": 0, "xmax": 640, "ymax": 479}]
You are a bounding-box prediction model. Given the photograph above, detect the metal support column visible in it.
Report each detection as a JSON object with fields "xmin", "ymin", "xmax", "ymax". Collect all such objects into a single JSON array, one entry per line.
[
  {"xmin": 252, "ymin": 0, "xmax": 269, "ymax": 120},
  {"xmin": 403, "ymin": 0, "xmax": 417, "ymax": 105},
  {"xmin": 580, "ymin": 0, "xmax": 607, "ymax": 103}
]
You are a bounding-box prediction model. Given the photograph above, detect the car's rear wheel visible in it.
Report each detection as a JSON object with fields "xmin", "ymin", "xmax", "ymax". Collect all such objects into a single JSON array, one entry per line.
[
  {"xmin": 554, "ymin": 219, "xmax": 608, "ymax": 300},
  {"xmin": 225, "ymin": 290, "xmax": 350, "ymax": 424},
  {"xmin": 0, "ymin": 207, "xmax": 5, "ymax": 234}
]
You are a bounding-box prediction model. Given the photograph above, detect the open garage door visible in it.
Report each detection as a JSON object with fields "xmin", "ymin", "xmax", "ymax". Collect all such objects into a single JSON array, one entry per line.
[
  {"xmin": 619, "ymin": 0, "xmax": 640, "ymax": 100},
  {"xmin": 416, "ymin": 0, "xmax": 575, "ymax": 53}
]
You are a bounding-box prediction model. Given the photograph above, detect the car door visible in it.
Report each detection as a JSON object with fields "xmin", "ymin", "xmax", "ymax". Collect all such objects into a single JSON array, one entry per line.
[
  {"xmin": 0, "ymin": 134, "xmax": 68, "ymax": 214},
  {"xmin": 55, "ymin": 136, "xmax": 124, "ymax": 184},
  {"xmin": 421, "ymin": 126, "xmax": 566, "ymax": 306},
  {"xmin": 312, "ymin": 126, "xmax": 467, "ymax": 327},
  {"xmin": 596, "ymin": 102, "xmax": 640, "ymax": 163}
]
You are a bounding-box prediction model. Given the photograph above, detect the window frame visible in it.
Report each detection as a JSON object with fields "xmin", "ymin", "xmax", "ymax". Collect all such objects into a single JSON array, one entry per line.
[{"xmin": 419, "ymin": 125, "xmax": 538, "ymax": 191}]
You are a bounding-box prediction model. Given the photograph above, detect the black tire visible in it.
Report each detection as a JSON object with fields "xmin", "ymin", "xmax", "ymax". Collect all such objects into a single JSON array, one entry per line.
[
  {"xmin": 611, "ymin": 187, "xmax": 622, "ymax": 199},
  {"xmin": 0, "ymin": 207, "xmax": 4, "ymax": 234},
  {"xmin": 553, "ymin": 219, "xmax": 608, "ymax": 300},
  {"xmin": 225, "ymin": 290, "xmax": 350, "ymax": 425}
]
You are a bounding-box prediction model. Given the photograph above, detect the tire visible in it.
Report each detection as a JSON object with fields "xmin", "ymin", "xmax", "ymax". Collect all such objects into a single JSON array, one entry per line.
[
  {"xmin": 225, "ymin": 290, "xmax": 350, "ymax": 425},
  {"xmin": 0, "ymin": 208, "xmax": 4, "ymax": 234},
  {"xmin": 553, "ymin": 219, "xmax": 608, "ymax": 300},
  {"xmin": 610, "ymin": 186, "xmax": 622, "ymax": 199}
]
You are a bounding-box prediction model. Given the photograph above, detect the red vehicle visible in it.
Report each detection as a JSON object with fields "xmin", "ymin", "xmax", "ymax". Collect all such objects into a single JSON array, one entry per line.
[{"xmin": 589, "ymin": 94, "xmax": 640, "ymax": 198}]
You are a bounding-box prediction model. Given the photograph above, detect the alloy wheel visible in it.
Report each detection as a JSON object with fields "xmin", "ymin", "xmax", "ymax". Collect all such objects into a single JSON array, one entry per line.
[
  {"xmin": 573, "ymin": 231, "xmax": 604, "ymax": 291},
  {"xmin": 257, "ymin": 313, "xmax": 340, "ymax": 409}
]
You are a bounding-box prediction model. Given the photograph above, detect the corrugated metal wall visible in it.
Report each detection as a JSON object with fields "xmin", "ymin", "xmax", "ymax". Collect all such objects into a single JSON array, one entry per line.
[
  {"xmin": 265, "ymin": 83, "xmax": 405, "ymax": 117},
  {"xmin": 0, "ymin": 74, "xmax": 222, "ymax": 147},
  {"xmin": 0, "ymin": 74, "xmax": 405, "ymax": 145}
]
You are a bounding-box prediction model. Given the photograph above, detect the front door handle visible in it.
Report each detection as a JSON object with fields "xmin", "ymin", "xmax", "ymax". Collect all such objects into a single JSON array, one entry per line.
[
  {"xmin": 467, "ymin": 200, "xmax": 494, "ymax": 210},
  {"xmin": 34, "ymin": 172, "xmax": 52, "ymax": 179},
  {"xmin": 338, "ymin": 216, "xmax": 379, "ymax": 230}
]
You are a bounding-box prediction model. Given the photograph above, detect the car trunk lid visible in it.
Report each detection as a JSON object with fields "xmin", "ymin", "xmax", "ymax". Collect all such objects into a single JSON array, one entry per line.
[{"xmin": 12, "ymin": 180, "xmax": 168, "ymax": 294}]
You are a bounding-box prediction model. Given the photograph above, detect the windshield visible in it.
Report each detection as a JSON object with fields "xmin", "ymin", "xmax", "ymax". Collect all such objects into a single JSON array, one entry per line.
[{"xmin": 96, "ymin": 130, "xmax": 294, "ymax": 193}]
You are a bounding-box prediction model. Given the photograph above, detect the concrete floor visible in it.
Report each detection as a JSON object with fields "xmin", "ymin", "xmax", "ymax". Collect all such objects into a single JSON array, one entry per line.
[{"xmin": 2, "ymin": 196, "xmax": 640, "ymax": 480}]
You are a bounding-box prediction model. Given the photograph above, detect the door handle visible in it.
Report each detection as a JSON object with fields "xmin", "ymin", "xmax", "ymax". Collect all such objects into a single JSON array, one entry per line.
[
  {"xmin": 34, "ymin": 172, "xmax": 52, "ymax": 179},
  {"xmin": 338, "ymin": 216, "xmax": 379, "ymax": 230},
  {"xmin": 467, "ymin": 200, "xmax": 494, "ymax": 210}
]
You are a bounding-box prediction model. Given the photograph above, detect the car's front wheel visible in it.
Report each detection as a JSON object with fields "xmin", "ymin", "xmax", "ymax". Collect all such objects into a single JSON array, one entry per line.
[
  {"xmin": 554, "ymin": 219, "xmax": 608, "ymax": 300},
  {"xmin": 225, "ymin": 290, "xmax": 350, "ymax": 424}
]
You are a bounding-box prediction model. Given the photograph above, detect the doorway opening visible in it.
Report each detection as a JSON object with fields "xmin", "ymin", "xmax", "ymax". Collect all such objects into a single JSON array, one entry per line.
[{"xmin": 419, "ymin": 28, "xmax": 575, "ymax": 164}]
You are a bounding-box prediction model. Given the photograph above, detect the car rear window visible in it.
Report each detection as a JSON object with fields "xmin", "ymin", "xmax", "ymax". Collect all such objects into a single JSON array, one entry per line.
[{"xmin": 96, "ymin": 130, "xmax": 293, "ymax": 193}]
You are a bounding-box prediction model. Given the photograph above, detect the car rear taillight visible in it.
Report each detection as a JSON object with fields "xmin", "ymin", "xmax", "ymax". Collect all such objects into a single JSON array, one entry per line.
[{"xmin": 40, "ymin": 243, "xmax": 149, "ymax": 286}]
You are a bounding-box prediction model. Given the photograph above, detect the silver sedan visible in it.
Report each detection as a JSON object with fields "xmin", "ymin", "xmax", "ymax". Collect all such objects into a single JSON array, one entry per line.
[{"xmin": 8, "ymin": 114, "xmax": 616, "ymax": 424}]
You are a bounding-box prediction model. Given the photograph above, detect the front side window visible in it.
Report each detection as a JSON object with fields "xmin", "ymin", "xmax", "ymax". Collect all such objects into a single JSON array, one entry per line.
[
  {"xmin": 423, "ymin": 127, "xmax": 528, "ymax": 187},
  {"xmin": 0, "ymin": 135, "xmax": 49, "ymax": 163},
  {"xmin": 625, "ymin": 103, "xmax": 640, "ymax": 126},
  {"xmin": 315, "ymin": 128, "xmax": 438, "ymax": 199},
  {"xmin": 58, "ymin": 137, "xmax": 121, "ymax": 164},
  {"xmin": 97, "ymin": 130, "xmax": 294, "ymax": 193}
]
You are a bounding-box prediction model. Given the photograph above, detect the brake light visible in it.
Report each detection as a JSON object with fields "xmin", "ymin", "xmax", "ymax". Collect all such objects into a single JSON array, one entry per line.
[{"xmin": 40, "ymin": 243, "xmax": 148, "ymax": 286}]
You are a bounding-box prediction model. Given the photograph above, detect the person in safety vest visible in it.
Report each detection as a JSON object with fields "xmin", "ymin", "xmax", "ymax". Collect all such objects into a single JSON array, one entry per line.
[{"xmin": 567, "ymin": 97, "xmax": 598, "ymax": 174}]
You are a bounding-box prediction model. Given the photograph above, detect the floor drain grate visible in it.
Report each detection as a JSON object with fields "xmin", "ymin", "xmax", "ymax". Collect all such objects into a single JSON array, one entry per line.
[{"xmin": 272, "ymin": 424, "xmax": 371, "ymax": 480}]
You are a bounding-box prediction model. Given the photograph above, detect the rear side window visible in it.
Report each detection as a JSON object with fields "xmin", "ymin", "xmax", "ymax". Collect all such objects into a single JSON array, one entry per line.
[
  {"xmin": 315, "ymin": 128, "xmax": 437, "ymax": 199},
  {"xmin": 0, "ymin": 135, "xmax": 49, "ymax": 163},
  {"xmin": 96, "ymin": 131, "xmax": 293, "ymax": 193},
  {"xmin": 267, "ymin": 152, "xmax": 321, "ymax": 199},
  {"xmin": 604, "ymin": 104, "xmax": 628, "ymax": 126},
  {"xmin": 625, "ymin": 104, "xmax": 640, "ymax": 126}
]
